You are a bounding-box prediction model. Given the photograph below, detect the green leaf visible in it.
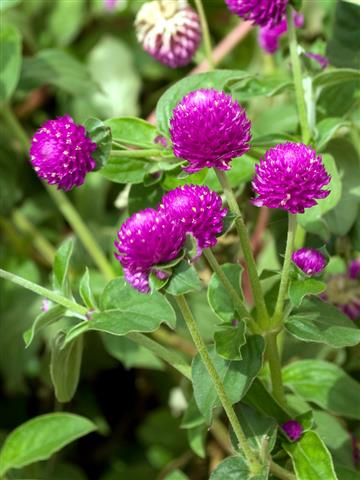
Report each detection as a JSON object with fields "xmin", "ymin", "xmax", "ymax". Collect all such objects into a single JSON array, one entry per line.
[
  {"xmin": 283, "ymin": 431, "xmax": 338, "ymax": 480},
  {"xmin": 19, "ymin": 49, "xmax": 98, "ymax": 96},
  {"xmin": 47, "ymin": 0, "xmax": 85, "ymax": 47},
  {"xmin": 181, "ymin": 397, "xmax": 205, "ymax": 429},
  {"xmin": 210, "ymin": 456, "xmax": 267, "ymax": 480},
  {"xmin": 286, "ymin": 297, "xmax": 360, "ymax": 347},
  {"xmin": 105, "ymin": 117, "xmax": 158, "ymax": 148},
  {"xmin": 79, "ymin": 268, "xmax": 98, "ymax": 310},
  {"xmin": 164, "ymin": 470, "xmax": 190, "ymax": 480},
  {"xmin": 288, "ymin": 279, "xmax": 326, "ymax": 307},
  {"xmin": 187, "ymin": 424, "xmax": 206, "ymax": 458},
  {"xmin": 23, "ymin": 304, "xmax": 65, "ymax": 348},
  {"xmin": 100, "ymin": 155, "xmax": 148, "ymax": 184},
  {"xmin": 313, "ymin": 68, "xmax": 360, "ymax": 91},
  {"xmin": 65, "ymin": 279, "xmax": 176, "ymax": 343},
  {"xmin": 156, "ymin": 70, "xmax": 250, "ymax": 135},
  {"xmin": 192, "ymin": 336, "xmax": 264, "ymax": 423},
  {"xmin": 335, "ymin": 465, "xmax": 360, "ymax": 480},
  {"xmin": 0, "ymin": 24, "xmax": 22, "ymax": 101},
  {"xmin": 208, "ymin": 264, "xmax": 244, "ymax": 323},
  {"xmin": 53, "ymin": 237, "xmax": 74, "ymax": 294},
  {"xmin": 0, "ymin": 0, "xmax": 22, "ymax": 10},
  {"xmin": 101, "ymin": 333, "xmax": 164, "ymax": 370},
  {"xmin": 315, "ymin": 118, "xmax": 350, "ymax": 151},
  {"xmin": 214, "ymin": 320, "xmax": 246, "ymax": 360},
  {"xmin": 0, "ymin": 413, "xmax": 96, "ymax": 475},
  {"xmin": 84, "ymin": 118, "xmax": 112, "ymax": 170},
  {"xmin": 283, "ymin": 360, "xmax": 360, "ymax": 419},
  {"xmin": 50, "ymin": 332, "xmax": 83, "ymax": 403},
  {"xmin": 244, "ymin": 379, "xmax": 290, "ymax": 424},
  {"xmin": 230, "ymin": 75, "xmax": 292, "ymax": 101},
  {"xmin": 165, "ymin": 260, "xmax": 202, "ymax": 296}
]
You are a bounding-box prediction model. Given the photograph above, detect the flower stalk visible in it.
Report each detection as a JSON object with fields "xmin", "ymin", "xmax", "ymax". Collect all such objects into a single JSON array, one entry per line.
[{"xmin": 193, "ymin": 0, "xmax": 214, "ymax": 69}]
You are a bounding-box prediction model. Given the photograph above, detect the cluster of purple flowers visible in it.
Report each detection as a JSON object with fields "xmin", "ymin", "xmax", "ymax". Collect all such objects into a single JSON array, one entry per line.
[
  {"xmin": 225, "ymin": 0, "xmax": 288, "ymax": 28},
  {"xmin": 114, "ymin": 185, "xmax": 227, "ymax": 293}
]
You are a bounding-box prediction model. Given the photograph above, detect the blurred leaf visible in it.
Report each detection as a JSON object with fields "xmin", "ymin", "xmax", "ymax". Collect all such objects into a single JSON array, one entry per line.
[
  {"xmin": 47, "ymin": 0, "xmax": 85, "ymax": 47},
  {"xmin": 230, "ymin": 75, "xmax": 292, "ymax": 101},
  {"xmin": 192, "ymin": 336, "xmax": 264, "ymax": 423},
  {"xmin": 0, "ymin": 413, "xmax": 96, "ymax": 475},
  {"xmin": 101, "ymin": 333, "xmax": 164, "ymax": 370},
  {"xmin": 244, "ymin": 379, "xmax": 290, "ymax": 424},
  {"xmin": 84, "ymin": 118, "xmax": 112, "ymax": 170},
  {"xmin": 335, "ymin": 465, "xmax": 360, "ymax": 480},
  {"xmin": 23, "ymin": 304, "xmax": 65, "ymax": 347},
  {"xmin": 214, "ymin": 320, "xmax": 247, "ymax": 360},
  {"xmin": 50, "ymin": 332, "xmax": 83, "ymax": 403},
  {"xmin": 0, "ymin": 24, "xmax": 22, "ymax": 101},
  {"xmin": 79, "ymin": 268, "xmax": 98, "ymax": 310},
  {"xmin": 327, "ymin": 1, "xmax": 360, "ymax": 69},
  {"xmin": 53, "ymin": 237, "xmax": 74, "ymax": 294},
  {"xmin": 164, "ymin": 470, "xmax": 189, "ymax": 480},
  {"xmin": 283, "ymin": 360, "xmax": 360, "ymax": 419},
  {"xmin": 313, "ymin": 68, "xmax": 360, "ymax": 91},
  {"xmin": 288, "ymin": 279, "xmax": 326, "ymax": 307},
  {"xmin": 205, "ymin": 155, "xmax": 257, "ymax": 191},
  {"xmin": 210, "ymin": 456, "xmax": 267, "ymax": 479},
  {"xmin": 285, "ymin": 297, "xmax": 360, "ymax": 347},
  {"xmin": 283, "ymin": 431, "xmax": 337, "ymax": 480},
  {"xmin": 207, "ymin": 263, "xmax": 244, "ymax": 323},
  {"xmin": 0, "ymin": 0, "xmax": 22, "ymax": 10},
  {"xmin": 19, "ymin": 49, "xmax": 98, "ymax": 95},
  {"xmin": 187, "ymin": 424, "xmax": 206, "ymax": 458},
  {"xmin": 128, "ymin": 183, "xmax": 164, "ymax": 214},
  {"xmin": 315, "ymin": 118, "xmax": 351, "ymax": 151},
  {"xmin": 156, "ymin": 70, "xmax": 250, "ymax": 135},
  {"xmin": 106, "ymin": 117, "xmax": 158, "ymax": 148},
  {"xmin": 181, "ymin": 397, "xmax": 205, "ymax": 429},
  {"xmin": 165, "ymin": 260, "xmax": 201, "ymax": 296}
]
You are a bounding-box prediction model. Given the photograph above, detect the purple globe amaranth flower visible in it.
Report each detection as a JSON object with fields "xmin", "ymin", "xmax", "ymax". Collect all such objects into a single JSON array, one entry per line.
[
  {"xmin": 170, "ymin": 89, "xmax": 251, "ymax": 173},
  {"xmin": 281, "ymin": 420, "xmax": 303, "ymax": 441},
  {"xmin": 225, "ymin": 0, "xmax": 288, "ymax": 27},
  {"xmin": 252, "ymin": 143, "xmax": 331, "ymax": 214},
  {"xmin": 30, "ymin": 115, "xmax": 97, "ymax": 191},
  {"xmin": 292, "ymin": 248, "xmax": 327, "ymax": 276},
  {"xmin": 114, "ymin": 208, "xmax": 186, "ymax": 293},
  {"xmin": 134, "ymin": 0, "xmax": 201, "ymax": 68},
  {"xmin": 160, "ymin": 185, "xmax": 227, "ymax": 253},
  {"xmin": 258, "ymin": 12, "xmax": 304, "ymax": 54}
]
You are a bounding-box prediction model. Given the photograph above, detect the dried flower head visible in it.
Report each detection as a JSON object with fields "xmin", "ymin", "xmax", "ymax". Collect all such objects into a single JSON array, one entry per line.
[
  {"xmin": 114, "ymin": 208, "xmax": 186, "ymax": 293},
  {"xmin": 225, "ymin": 0, "xmax": 288, "ymax": 27},
  {"xmin": 30, "ymin": 115, "xmax": 96, "ymax": 191},
  {"xmin": 170, "ymin": 89, "xmax": 251, "ymax": 173},
  {"xmin": 252, "ymin": 143, "xmax": 331, "ymax": 214},
  {"xmin": 160, "ymin": 185, "xmax": 227, "ymax": 253},
  {"xmin": 134, "ymin": 0, "xmax": 201, "ymax": 68},
  {"xmin": 292, "ymin": 248, "xmax": 327, "ymax": 276},
  {"xmin": 281, "ymin": 420, "xmax": 303, "ymax": 441}
]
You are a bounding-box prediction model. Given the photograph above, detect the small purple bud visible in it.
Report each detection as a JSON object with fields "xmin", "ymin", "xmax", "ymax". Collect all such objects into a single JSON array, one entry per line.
[
  {"xmin": 348, "ymin": 259, "xmax": 360, "ymax": 280},
  {"xmin": 292, "ymin": 248, "xmax": 327, "ymax": 276},
  {"xmin": 304, "ymin": 52, "xmax": 329, "ymax": 70},
  {"xmin": 282, "ymin": 420, "xmax": 303, "ymax": 441},
  {"xmin": 252, "ymin": 143, "xmax": 331, "ymax": 214},
  {"xmin": 41, "ymin": 299, "xmax": 51, "ymax": 312},
  {"xmin": 154, "ymin": 135, "xmax": 168, "ymax": 148}
]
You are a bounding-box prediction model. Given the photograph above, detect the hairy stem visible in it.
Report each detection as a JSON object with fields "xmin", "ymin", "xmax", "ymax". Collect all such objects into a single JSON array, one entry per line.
[
  {"xmin": 194, "ymin": 0, "xmax": 214, "ymax": 69},
  {"xmin": 175, "ymin": 294, "xmax": 262, "ymax": 473},
  {"xmin": 215, "ymin": 169, "xmax": 269, "ymax": 329},
  {"xmin": 266, "ymin": 332, "xmax": 286, "ymax": 406},
  {"xmin": 110, "ymin": 149, "xmax": 162, "ymax": 159},
  {"xmin": 270, "ymin": 459, "xmax": 296, "ymax": 480},
  {"xmin": 287, "ymin": 6, "xmax": 311, "ymax": 144}
]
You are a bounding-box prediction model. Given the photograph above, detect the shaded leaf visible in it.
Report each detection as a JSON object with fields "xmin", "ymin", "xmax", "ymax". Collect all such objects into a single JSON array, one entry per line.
[
  {"xmin": 288, "ymin": 279, "xmax": 326, "ymax": 307},
  {"xmin": 165, "ymin": 260, "xmax": 201, "ymax": 296},
  {"xmin": 23, "ymin": 304, "xmax": 65, "ymax": 347},
  {"xmin": 214, "ymin": 320, "xmax": 247, "ymax": 360},
  {"xmin": 0, "ymin": 24, "xmax": 22, "ymax": 101},
  {"xmin": 210, "ymin": 456, "xmax": 267, "ymax": 480},
  {"xmin": 84, "ymin": 117, "xmax": 112, "ymax": 170}
]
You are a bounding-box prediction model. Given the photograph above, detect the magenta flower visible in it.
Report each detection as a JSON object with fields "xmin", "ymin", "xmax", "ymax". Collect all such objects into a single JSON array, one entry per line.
[
  {"xmin": 160, "ymin": 185, "xmax": 227, "ymax": 253},
  {"xmin": 170, "ymin": 89, "xmax": 251, "ymax": 173},
  {"xmin": 349, "ymin": 259, "xmax": 360, "ymax": 280},
  {"xmin": 30, "ymin": 115, "xmax": 96, "ymax": 191},
  {"xmin": 304, "ymin": 52, "xmax": 329, "ymax": 70},
  {"xmin": 252, "ymin": 143, "xmax": 331, "ymax": 214},
  {"xmin": 292, "ymin": 248, "xmax": 327, "ymax": 276},
  {"xmin": 134, "ymin": 0, "xmax": 201, "ymax": 68},
  {"xmin": 281, "ymin": 420, "xmax": 303, "ymax": 441},
  {"xmin": 258, "ymin": 12, "xmax": 303, "ymax": 54},
  {"xmin": 114, "ymin": 208, "xmax": 186, "ymax": 293},
  {"xmin": 225, "ymin": 0, "xmax": 288, "ymax": 27}
]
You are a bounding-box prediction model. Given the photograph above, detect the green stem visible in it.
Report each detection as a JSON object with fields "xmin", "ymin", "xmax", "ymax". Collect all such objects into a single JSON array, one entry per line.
[
  {"xmin": 194, "ymin": 0, "xmax": 214, "ymax": 69},
  {"xmin": 203, "ymin": 249, "xmax": 260, "ymax": 334},
  {"xmin": 45, "ymin": 186, "xmax": 115, "ymax": 281},
  {"xmin": 110, "ymin": 149, "xmax": 162, "ymax": 159},
  {"xmin": 266, "ymin": 332, "xmax": 286, "ymax": 406},
  {"xmin": 215, "ymin": 169, "xmax": 269, "ymax": 329},
  {"xmin": 287, "ymin": 6, "xmax": 311, "ymax": 144},
  {"xmin": 12, "ymin": 210, "xmax": 56, "ymax": 265},
  {"xmin": 175, "ymin": 294, "xmax": 262, "ymax": 473},
  {"xmin": 269, "ymin": 459, "xmax": 296, "ymax": 480},
  {"xmin": 1, "ymin": 104, "xmax": 29, "ymax": 151},
  {"xmin": 272, "ymin": 214, "xmax": 297, "ymax": 326}
]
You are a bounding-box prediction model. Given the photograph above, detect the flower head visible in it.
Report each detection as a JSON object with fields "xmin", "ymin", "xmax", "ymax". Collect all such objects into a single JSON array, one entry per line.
[
  {"xmin": 252, "ymin": 143, "xmax": 331, "ymax": 214},
  {"xmin": 170, "ymin": 89, "xmax": 251, "ymax": 173},
  {"xmin": 30, "ymin": 115, "xmax": 96, "ymax": 191},
  {"xmin": 225, "ymin": 0, "xmax": 288, "ymax": 27},
  {"xmin": 281, "ymin": 420, "xmax": 303, "ymax": 441},
  {"xmin": 292, "ymin": 248, "xmax": 327, "ymax": 276},
  {"xmin": 160, "ymin": 185, "xmax": 227, "ymax": 253},
  {"xmin": 258, "ymin": 12, "xmax": 303, "ymax": 54},
  {"xmin": 135, "ymin": 0, "xmax": 201, "ymax": 68},
  {"xmin": 114, "ymin": 208, "xmax": 186, "ymax": 293}
]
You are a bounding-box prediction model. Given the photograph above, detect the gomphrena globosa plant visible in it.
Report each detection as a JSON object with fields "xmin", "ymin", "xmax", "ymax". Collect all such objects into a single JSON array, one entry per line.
[{"xmin": 1, "ymin": 0, "xmax": 360, "ymax": 479}]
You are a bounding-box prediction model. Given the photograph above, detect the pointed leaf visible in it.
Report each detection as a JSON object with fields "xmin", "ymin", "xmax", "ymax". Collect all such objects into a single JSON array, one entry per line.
[
  {"xmin": 288, "ymin": 279, "xmax": 326, "ymax": 307},
  {"xmin": 214, "ymin": 319, "xmax": 246, "ymax": 360},
  {"xmin": 165, "ymin": 260, "xmax": 201, "ymax": 295},
  {"xmin": 79, "ymin": 268, "xmax": 98, "ymax": 309},
  {"xmin": 53, "ymin": 237, "xmax": 74, "ymax": 294},
  {"xmin": 23, "ymin": 304, "xmax": 65, "ymax": 347},
  {"xmin": 210, "ymin": 456, "xmax": 267, "ymax": 480}
]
